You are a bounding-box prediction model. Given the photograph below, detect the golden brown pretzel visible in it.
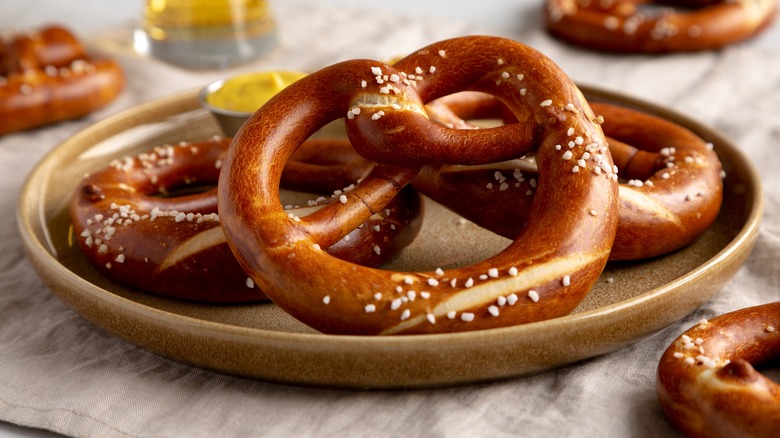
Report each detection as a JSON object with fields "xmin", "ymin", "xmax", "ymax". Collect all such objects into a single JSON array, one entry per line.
[
  {"xmin": 70, "ymin": 136, "xmax": 422, "ymax": 302},
  {"xmin": 417, "ymin": 93, "xmax": 723, "ymax": 260},
  {"xmin": 218, "ymin": 35, "xmax": 619, "ymax": 335},
  {"xmin": 0, "ymin": 25, "xmax": 124, "ymax": 135},
  {"xmin": 657, "ymin": 302, "xmax": 780, "ymax": 437},
  {"xmin": 544, "ymin": 0, "xmax": 777, "ymax": 53}
]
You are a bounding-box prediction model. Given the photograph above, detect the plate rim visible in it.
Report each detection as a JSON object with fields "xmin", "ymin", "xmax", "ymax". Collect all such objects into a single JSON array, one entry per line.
[{"xmin": 16, "ymin": 85, "xmax": 764, "ymax": 388}]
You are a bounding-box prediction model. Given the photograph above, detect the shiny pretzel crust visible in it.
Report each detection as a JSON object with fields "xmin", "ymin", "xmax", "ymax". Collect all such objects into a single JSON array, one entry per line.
[
  {"xmin": 657, "ymin": 302, "xmax": 780, "ymax": 438},
  {"xmin": 416, "ymin": 96, "xmax": 723, "ymax": 260},
  {"xmin": 71, "ymin": 137, "xmax": 422, "ymax": 302},
  {"xmin": 219, "ymin": 36, "xmax": 619, "ymax": 335}
]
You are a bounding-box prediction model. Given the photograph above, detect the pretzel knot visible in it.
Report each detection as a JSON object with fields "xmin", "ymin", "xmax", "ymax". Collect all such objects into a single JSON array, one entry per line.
[
  {"xmin": 219, "ymin": 36, "xmax": 619, "ymax": 335},
  {"xmin": 70, "ymin": 137, "xmax": 422, "ymax": 302}
]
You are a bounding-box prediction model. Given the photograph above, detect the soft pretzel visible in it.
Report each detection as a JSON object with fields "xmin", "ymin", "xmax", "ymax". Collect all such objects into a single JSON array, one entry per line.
[
  {"xmin": 418, "ymin": 93, "xmax": 723, "ymax": 260},
  {"xmin": 0, "ymin": 25, "xmax": 124, "ymax": 135},
  {"xmin": 544, "ymin": 0, "xmax": 777, "ymax": 53},
  {"xmin": 657, "ymin": 302, "xmax": 780, "ymax": 437},
  {"xmin": 70, "ymin": 136, "xmax": 421, "ymax": 302},
  {"xmin": 218, "ymin": 35, "xmax": 619, "ymax": 335}
]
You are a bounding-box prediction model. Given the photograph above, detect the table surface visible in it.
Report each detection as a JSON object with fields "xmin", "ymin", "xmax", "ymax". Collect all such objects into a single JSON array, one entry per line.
[
  {"xmin": 2, "ymin": 1, "xmax": 779, "ymax": 437},
  {"xmin": 5, "ymin": 0, "xmax": 780, "ymax": 52}
]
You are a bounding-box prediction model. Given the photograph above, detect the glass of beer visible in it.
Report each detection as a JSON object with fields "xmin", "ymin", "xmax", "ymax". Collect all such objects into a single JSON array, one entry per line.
[{"xmin": 134, "ymin": 0, "xmax": 277, "ymax": 70}]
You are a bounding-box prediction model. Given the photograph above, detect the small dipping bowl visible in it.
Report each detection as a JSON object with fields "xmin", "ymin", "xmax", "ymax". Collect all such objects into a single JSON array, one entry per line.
[{"xmin": 199, "ymin": 70, "xmax": 307, "ymax": 136}]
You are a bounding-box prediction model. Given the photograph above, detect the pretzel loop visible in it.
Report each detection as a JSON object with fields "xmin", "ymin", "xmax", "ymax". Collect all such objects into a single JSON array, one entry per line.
[
  {"xmin": 591, "ymin": 102, "xmax": 723, "ymax": 259},
  {"xmin": 345, "ymin": 37, "xmax": 598, "ymax": 166},
  {"xmin": 223, "ymin": 59, "xmax": 422, "ymax": 268},
  {"xmin": 219, "ymin": 36, "xmax": 619, "ymax": 335},
  {"xmin": 657, "ymin": 302, "xmax": 780, "ymax": 437},
  {"xmin": 71, "ymin": 137, "xmax": 422, "ymax": 302}
]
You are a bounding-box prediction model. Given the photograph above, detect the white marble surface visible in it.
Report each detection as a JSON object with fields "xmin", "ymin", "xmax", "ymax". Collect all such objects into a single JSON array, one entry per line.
[{"xmin": 2, "ymin": 1, "xmax": 780, "ymax": 437}]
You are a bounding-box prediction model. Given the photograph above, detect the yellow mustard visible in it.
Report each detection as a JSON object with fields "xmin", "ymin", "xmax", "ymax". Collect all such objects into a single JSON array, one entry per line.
[{"xmin": 206, "ymin": 70, "xmax": 306, "ymax": 113}]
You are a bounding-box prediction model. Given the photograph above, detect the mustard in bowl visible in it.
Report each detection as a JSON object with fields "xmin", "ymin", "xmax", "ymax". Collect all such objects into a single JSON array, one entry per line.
[{"xmin": 200, "ymin": 70, "xmax": 306, "ymax": 136}]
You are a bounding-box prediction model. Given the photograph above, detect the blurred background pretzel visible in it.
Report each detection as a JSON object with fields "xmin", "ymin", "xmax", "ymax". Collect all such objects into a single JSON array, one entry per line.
[
  {"xmin": 544, "ymin": 0, "xmax": 777, "ymax": 53},
  {"xmin": 0, "ymin": 25, "xmax": 124, "ymax": 135}
]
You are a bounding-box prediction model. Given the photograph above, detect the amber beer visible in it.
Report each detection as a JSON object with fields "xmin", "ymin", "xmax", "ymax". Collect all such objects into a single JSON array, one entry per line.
[{"xmin": 135, "ymin": 0, "xmax": 277, "ymax": 69}]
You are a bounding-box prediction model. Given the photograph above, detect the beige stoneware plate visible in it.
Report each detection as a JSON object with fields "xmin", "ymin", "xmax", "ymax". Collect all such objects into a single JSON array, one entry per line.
[{"xmin": 17, "ymin": 85, "xmax": 762, "ymax": 389}]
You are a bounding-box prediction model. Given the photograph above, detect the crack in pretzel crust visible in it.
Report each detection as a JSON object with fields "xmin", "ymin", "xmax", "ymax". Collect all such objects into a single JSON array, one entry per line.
[
  {"xmin": 617, "ymin": 186, "xmax": 682, "ymax": 227},
  {"xmin": 158, "ymin": 226, "xmax": 226, "ymax": 273},
  {"xmin": 415, "ymin": 95, "xmax": 722, "ymax": 261},
  {"xmin": 352, "ymin": 92, "xmax": 428, "ymax": 117},
  {"xmin": 380, "ymin": 250, "xmax": 607, "ymax": 335}
]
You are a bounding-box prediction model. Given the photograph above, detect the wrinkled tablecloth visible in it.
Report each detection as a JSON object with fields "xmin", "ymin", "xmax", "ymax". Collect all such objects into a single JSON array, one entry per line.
[{"xmin": 2, "ymin": 2, "xmax": 779, "ymax": 437}]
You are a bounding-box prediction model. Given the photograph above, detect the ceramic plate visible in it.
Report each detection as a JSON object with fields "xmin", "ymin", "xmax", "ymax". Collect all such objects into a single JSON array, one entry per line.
[{"xmin": 17, "ymin": 86, "xmax": 762, "ymax": 388}]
